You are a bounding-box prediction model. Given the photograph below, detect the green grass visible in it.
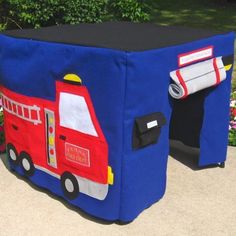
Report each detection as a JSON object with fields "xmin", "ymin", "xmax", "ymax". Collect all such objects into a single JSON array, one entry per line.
[
  {"xmin": 145, "ymin": 0, "xmax": 236, "ymax": 31},
  {"xmin": 145, "ymin": 0, "xmax": 236, "ymax": 91}
]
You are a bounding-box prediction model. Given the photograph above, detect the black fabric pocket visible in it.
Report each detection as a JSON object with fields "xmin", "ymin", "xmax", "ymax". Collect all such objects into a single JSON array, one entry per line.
[{"xmin": 132, "ymin": 112, "xmax": 166, "ymax": 150}]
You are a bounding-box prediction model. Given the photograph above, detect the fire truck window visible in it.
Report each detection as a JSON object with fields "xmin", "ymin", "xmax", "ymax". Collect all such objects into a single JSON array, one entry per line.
[{"xmin": 59, "ymin": 92, "xmax": 98, "ymax": 137}]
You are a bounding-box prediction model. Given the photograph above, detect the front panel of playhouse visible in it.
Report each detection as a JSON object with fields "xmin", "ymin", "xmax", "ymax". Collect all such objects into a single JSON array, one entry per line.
[{"xmin": 1, "ymin": 74, "xmax": 114, "ymax": 201}]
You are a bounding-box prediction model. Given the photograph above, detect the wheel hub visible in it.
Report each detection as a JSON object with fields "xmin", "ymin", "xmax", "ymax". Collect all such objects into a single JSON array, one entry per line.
[
  {"xmin": 22, "ymin": 158, "xmax": 30, "ymax": 171},
  {"xmin": 65, "ymin": 178, "xmax": 74, "ymax": 193},
  {"xmin": 9, "ymin": 149, "xmax": 17, "ymax": 161}
]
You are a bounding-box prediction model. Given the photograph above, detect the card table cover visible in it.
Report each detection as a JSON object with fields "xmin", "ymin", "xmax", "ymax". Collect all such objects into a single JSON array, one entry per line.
[{"xmin": 0, "ymin": 22, "xmax": 234, "ymax": 222}]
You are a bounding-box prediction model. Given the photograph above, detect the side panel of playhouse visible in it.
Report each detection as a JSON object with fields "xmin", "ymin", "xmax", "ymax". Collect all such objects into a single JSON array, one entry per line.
[
  {"xmin": 199, "ymin": 33, "xmax": 235, "ymax": 166},
  {"xmin": 120, "ymin": 32, "xmax": 234, "ymax": 221},
  {"xmin": 120, "ymin": 49, "xmax": 172, "ymax": 222},
  {"xmin": 169, "ymin": 32, "xmax": 235, "ymax": 166}
]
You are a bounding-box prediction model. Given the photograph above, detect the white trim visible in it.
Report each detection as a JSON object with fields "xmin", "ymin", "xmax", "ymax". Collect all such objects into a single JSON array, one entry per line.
[
  {"xmin": 34, "ymin": 165, "xmax": 60, "ymax": 179},
  {"xmin": 75, "ymin": 175, "xmax": 108, "ymax": 200},
  {"xmin": 34, "ymin": 165, "xmax": 108, "ymax": 200},
  {"xmin": 179, "ymin": 47, "xmax": 213, "ymax": 66}
]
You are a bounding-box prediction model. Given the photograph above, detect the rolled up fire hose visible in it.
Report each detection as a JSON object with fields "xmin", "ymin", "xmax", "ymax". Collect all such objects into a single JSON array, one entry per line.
[{"xmin": 169, "ymin": 57, "xmax": 227, "ymax": 99}]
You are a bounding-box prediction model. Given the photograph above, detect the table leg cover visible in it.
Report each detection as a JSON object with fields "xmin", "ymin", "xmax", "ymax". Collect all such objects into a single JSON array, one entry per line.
[{"xmin": 0, "ymin": 22, "xmax": 234, "ymax": 222}]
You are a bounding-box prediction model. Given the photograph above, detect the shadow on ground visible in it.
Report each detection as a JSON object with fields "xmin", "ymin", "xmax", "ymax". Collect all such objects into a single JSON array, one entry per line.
[
  {"xmin": 0, "ymin": 154, "xmax": 126, "ymax": 225},
  {"xmin": 0, "ymin": 140, "xmax": 224, "ymax": 225},
  {"xmin": 169, "ymin": 140, "xmax": 222, "ymax": 171}
]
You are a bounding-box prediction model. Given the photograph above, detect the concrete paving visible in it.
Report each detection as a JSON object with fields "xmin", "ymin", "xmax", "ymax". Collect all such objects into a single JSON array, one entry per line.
[{"xmin": 0, "ymin": 144, "xmax": 236, "ymax": 236}]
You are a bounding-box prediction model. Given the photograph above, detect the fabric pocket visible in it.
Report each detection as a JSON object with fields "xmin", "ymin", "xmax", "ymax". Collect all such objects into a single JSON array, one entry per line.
[{"xmin": 132, "ymin": 112, "xmax": 166, "ymax": 150}]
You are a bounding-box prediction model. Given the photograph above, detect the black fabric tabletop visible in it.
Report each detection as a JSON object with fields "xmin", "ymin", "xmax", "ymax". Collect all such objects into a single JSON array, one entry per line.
[{"xmin": 3, "ymin": 22, "xmax": 223, "ymax": 51}]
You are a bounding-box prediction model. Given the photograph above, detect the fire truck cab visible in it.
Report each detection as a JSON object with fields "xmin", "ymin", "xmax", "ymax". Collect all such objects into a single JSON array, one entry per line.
[{"xmin": 2, "ymin": 74, "xmax": 114, "ymax": 201}]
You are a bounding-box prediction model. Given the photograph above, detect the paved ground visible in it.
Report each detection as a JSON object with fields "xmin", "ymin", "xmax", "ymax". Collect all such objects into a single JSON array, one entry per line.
[{"xmin": 0, "ymin": 143, "xmax": 236, "ymax": 236}]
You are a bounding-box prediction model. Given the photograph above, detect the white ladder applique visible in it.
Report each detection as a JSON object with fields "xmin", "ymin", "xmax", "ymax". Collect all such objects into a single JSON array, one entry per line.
[{"xmin": 1, "ymin": 93, "xmax": 42, "ymax": 125}]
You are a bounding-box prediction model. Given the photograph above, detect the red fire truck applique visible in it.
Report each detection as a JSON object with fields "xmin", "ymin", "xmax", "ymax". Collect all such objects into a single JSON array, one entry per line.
[{"xmin": 1, "ymin": 74, "xmax": 114, "ymax": 201}]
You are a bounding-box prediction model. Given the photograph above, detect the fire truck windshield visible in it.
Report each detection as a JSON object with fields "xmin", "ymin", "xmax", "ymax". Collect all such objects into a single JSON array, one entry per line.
[{"xmin": 59, "ymin": 92, "xmax": 98, "ymax": 137}]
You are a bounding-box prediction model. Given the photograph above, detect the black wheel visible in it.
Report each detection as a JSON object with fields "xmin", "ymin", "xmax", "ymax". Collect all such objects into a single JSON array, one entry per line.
[
  {"xmin": 7, "ymin": 143, "xmax": 19, "ymax": 165},
  {"xmin": 19, "ymin": 151, "xmax": 35, "ymax": 176},
  {"xmin": 219, "ymin": 162, "xmax": 225, "ymax": 168},
  {"xmin": 61, "ymin": 172, "xmax": 79, "ymax": 200}
]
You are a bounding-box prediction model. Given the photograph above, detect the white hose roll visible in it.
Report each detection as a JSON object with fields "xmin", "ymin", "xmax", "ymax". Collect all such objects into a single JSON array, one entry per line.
[{"xmin": 169, "ymin": 57, "xmax": 227, "ymax": 99}]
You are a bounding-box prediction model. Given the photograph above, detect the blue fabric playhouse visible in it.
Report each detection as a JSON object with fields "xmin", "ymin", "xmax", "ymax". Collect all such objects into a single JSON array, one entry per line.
[{"xmin": 0, "ymin": 22, "xmax": 234, "ymax": 222}]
